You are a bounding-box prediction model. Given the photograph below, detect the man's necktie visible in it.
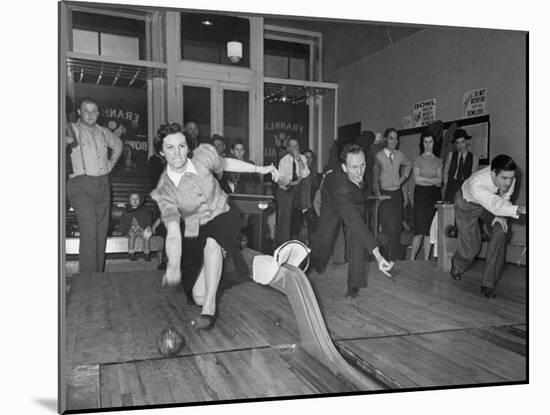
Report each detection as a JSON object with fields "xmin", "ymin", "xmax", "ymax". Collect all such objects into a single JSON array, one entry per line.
[
  {"xmin": 292, "ymin": 158, "xmax": 298, "ymax": 181},
  {"xmin": 457, "ymin": 154, "xmax": 464, "ymax": 181},
  {"xmin": 389, "ymin": 152, "xmax": 394, "ymax": 163}
]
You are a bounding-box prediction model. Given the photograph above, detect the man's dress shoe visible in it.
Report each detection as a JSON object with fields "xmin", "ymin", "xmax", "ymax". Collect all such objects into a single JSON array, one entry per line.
[
  {"xmin": 450, "ymin": 258, "xmax": 462, "ymax": 281},
  {"xmin": 345, "ymin": 287, "xmax": 359, "ymax": 298},
  {"xmin": 481, "ymin": 286, "xmax": 497, "ymax": 298}
]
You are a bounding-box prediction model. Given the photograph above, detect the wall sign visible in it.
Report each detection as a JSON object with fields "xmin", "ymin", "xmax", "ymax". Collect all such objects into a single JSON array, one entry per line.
[
  {"xmin": 413, "ymin": 98, "xmax": 437, "ymax": 127},
  {"xmin": 462, "ymin": 88, "xmax": 487, "ymax": 118}
]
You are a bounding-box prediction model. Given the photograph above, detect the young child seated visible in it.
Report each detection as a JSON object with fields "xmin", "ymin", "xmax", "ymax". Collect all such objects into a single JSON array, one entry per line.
[{"xmin": 114, "ymin": 192, "xmax": 153, "ymax": 261}]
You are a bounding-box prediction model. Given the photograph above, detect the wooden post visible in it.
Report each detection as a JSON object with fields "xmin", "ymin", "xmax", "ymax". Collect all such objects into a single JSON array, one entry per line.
[
  {"xmin": 367, "ymin": 195, "xmax": 391, "ymax": 240},
  {"xmin": 436, "ymin": 203, "xmax": 455, "ymax": 271}
]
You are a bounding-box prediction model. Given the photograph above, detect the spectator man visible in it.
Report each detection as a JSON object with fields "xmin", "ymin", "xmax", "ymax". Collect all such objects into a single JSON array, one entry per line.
[
  {"xmin": 373, "ymin": 128, "xmax": 411, "ymax": 260},
  {"xmin": 443, "ymin": 128, "xmax": 480, "ymax": 202},
  {"xmin": 184, "ymin": 121, "xmax": 200, "ymax": 146},
  {"xmin": 275, "ymin": 138, "xmax": 310, "ymax": 246},
  {"xmin": 67, "ymin": 98, "xmax": 123, "ymax": 275},
  {"xmin": 212, "ymin": 134, "xmax": 228, "ymax": 157}
]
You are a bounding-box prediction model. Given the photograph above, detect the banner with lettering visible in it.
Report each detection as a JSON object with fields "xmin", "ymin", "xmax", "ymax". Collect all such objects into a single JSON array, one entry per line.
[
  {"xmin": 413, "ymin": 98, "xmax": 437, "ymax": 127},
  {"xmin": 264, "ymin": 102, "xmax": 309, "ymax": 167},
  {"xmin": 462, "ymin": 88, "xmax": 487, "ymax": 118},
  {"xmin": 74, "ymin": 83, "xmax": 148, "ymax": 175}
]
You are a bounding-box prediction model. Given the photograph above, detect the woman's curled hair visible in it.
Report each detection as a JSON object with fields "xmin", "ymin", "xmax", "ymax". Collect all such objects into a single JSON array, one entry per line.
[{"xmin": 154, "ymin": 122, "xmax": 197, "ymax": 155}]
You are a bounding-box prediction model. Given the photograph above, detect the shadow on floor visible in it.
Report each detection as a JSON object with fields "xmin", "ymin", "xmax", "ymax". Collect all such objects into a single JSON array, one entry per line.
[{"xmin": 34, "ymin": 398, "xmax": 57, "ymax": 413}]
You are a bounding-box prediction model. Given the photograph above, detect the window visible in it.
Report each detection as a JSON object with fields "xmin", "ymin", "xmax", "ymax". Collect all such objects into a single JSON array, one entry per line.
[
  {"xmin": 223, "ymin": 90, "xmax": 250, "ymax": 150},
  {"xmin": 180, "ymin": 12, "xmax": 250, "ymax": 67},
  {"xmin": 264, "ymin": 39, "xmax": 310, "ymax": 81},
  {"xmin": 183, "ymin": 85, "xmax": 212, "ymax": 142},
  {"xmin": 71, "ymin": 11, "xmax": 146, "ymax": 60}
]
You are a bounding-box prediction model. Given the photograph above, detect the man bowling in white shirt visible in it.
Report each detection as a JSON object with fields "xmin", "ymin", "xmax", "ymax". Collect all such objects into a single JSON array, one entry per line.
[{"xmin": 450, "ymin": 154, "xmax": 527, "ymax": 298}]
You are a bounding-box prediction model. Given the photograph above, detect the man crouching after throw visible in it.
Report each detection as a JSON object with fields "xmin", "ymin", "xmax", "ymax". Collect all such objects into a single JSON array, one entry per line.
[
  {"xmin": 450, "ymin": 154, "xmax": 527, "ymax": 298},
  {"xmin": 310, "ymin": 143, "xmax": 394, "ymax": 298}
]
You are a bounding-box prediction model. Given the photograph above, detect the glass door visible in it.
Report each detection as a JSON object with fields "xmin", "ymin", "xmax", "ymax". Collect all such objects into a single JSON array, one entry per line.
[
  {"xmin": 183, "ymin": 85, "xmax": 212, "ymax": 143},
  {"xmin": 178, "ymin": 78, "xmax": 252, "ymax": 156},
  {"xmin": 178, "ymin": 79, "xmax": 216, "ymax": 144},
  {"xmin": 221, "ymin": 86, "xmax": 251, "ymax": 160}
]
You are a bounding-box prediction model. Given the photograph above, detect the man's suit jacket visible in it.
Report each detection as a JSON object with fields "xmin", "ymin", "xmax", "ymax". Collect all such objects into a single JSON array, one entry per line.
[{"xmin": 322, "ymin": 167, "xmax": 377, "ymax": 253}]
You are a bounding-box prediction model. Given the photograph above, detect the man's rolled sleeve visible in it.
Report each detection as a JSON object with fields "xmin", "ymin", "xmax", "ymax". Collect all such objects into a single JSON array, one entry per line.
[{"xmin": 471, "ymin": 183, "xmax": 519, "ymax": 218}]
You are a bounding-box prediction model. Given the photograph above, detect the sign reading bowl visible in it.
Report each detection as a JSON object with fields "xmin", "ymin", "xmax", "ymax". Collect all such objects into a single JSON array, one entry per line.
[{"xmin": 413, "ymin": 98, "xmax": 437, "ymax": 127}]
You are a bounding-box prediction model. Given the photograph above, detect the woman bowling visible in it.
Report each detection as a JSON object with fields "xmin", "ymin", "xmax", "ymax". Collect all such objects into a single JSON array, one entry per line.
[
  {"xmin": 151, "ymin": 123, "xmax": 279, "ymax": 330},
  {"xmin": 409, "ymin": 132, "xmax": 443, "ymax": 260}
]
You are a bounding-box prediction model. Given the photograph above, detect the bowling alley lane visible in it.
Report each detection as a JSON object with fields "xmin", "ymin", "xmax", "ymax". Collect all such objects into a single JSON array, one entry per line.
[
  {"xmin": 308, "ymin": 259, "xmax": 526, "ymax": 340},
  {"xmin": 65, "ymin": 270, "xmax": 303, "ymax": 367},
  {"xmin": 65, "ymin": 269, "xmax": 377, "ymax": 410},
  {"xmin": 99, "ymin": 346, "xmax": 367, "ymax": 407},
  {"xmin": 307, "ymin": 259, "xmax": 526, "ymax": 388},
  {"xmin": 65, "ymin": 255, "xmax": 526, "ymax": 410}
]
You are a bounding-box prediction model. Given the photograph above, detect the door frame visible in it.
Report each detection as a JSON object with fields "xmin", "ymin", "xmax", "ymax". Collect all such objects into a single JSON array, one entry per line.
[{"xmin": 176, "ymin": 77, "xmax": 257, "ymax": 158}]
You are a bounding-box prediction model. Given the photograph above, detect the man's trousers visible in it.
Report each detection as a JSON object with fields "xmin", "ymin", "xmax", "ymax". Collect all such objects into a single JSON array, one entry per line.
[
  {"xmin": 67, "ymin": 175, "xmax": 110, "ymax": 275},
  {"xmin": 453, "ymin": 190, "xmax": 509, "ymax": 289}
]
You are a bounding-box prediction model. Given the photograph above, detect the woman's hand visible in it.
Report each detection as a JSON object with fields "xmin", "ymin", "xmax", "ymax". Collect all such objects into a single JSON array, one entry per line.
[
  {"xmin": 143, "ymin": 227, "xmax": 153, "ymax": 239},
  {"xmin": 258, "ymin": 164, "xmax": 280, "ymax": 182},
  {"xmin": 162, "ymin": 263, "xmax": 181, "ymax": 287}
]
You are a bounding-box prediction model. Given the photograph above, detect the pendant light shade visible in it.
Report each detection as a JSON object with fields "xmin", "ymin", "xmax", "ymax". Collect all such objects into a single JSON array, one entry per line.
[{"xmin": 227, "ymin": 41, "xmax": 243, "ymax": 63}]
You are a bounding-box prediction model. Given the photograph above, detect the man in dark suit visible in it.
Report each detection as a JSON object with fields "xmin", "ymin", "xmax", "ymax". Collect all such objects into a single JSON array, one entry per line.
[{"xmin": 310, "ymin": 144, "xmax": 394, "ymax": 298}]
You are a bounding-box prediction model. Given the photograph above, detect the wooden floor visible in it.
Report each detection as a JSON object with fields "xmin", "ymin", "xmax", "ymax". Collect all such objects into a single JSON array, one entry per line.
[
  {"xmin": 64, "ymin": 257, "xmax": 526, "ymax": 411},
  {"xmin": 309, "ymin": 259, "xmax": 526, "ymax": 388}
]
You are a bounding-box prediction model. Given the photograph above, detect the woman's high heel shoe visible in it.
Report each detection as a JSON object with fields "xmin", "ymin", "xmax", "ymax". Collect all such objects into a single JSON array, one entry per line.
[{"xmin": 191, "ymin": 313, "xmax": 217, "ymax": 330}]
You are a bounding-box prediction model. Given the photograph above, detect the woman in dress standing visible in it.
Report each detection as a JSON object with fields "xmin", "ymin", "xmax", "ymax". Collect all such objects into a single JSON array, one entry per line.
[{"xmin": 409, "ymin": 132, "xmax": 443, "ymax": 260}]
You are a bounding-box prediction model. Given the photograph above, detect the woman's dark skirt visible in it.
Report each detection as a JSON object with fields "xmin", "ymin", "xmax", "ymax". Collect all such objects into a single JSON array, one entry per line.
[
  {"xmin": 180, "ymin": 205, "xmax": 241, "ymax": 299},
  {"xmin": 197, "ymin": 205, "xmax": 241, "ymax": 257},
  {"xmin": 413, "ymin": 185, "xmax": 440, "ymax": 236}
]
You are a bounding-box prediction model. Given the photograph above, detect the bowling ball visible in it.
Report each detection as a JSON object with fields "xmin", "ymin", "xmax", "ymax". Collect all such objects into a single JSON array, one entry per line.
[{"xmin": 156, "ymin": 326, "xmax": 185, "ymax": 357}]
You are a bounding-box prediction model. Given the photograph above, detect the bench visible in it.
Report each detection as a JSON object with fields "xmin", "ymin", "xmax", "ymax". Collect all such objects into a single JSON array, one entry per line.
[
  {"xmin": 66, "ymin": 174, "xmax": 159, "ymax": 237},
  {"xmin": 436, "ymin": 203, "xmax": 526, "ymax": 271},
  {"xmin": 65, "ymin": 235, "xmax": 165, "ymax": 259}
]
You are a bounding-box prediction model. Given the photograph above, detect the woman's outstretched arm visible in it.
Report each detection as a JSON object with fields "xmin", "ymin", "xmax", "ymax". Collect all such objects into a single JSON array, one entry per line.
[{"xmin": 223, "ymin": 158, "xmax": 280, "ymax": 182}]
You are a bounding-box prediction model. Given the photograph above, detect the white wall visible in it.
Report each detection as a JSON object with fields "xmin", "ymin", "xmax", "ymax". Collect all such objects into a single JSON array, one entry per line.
[{"xmin": 327, "ymin": 27, "xmax": 527, "ymax": 244}]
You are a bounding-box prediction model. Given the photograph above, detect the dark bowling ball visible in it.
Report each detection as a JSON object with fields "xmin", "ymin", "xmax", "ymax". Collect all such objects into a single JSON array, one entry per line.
[
  {"xmin": 156, "ymin": 327, "xmax": 185, "ymax": 357},
  {"xmin": 445, "ymin": 225, "xmax": 458, "ymax": 238}
]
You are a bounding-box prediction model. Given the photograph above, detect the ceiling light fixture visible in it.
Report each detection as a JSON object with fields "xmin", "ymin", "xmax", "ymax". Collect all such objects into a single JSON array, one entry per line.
[{"xmin": 227, "ymin": 40, "xmax": 243, "ymax": 64}]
